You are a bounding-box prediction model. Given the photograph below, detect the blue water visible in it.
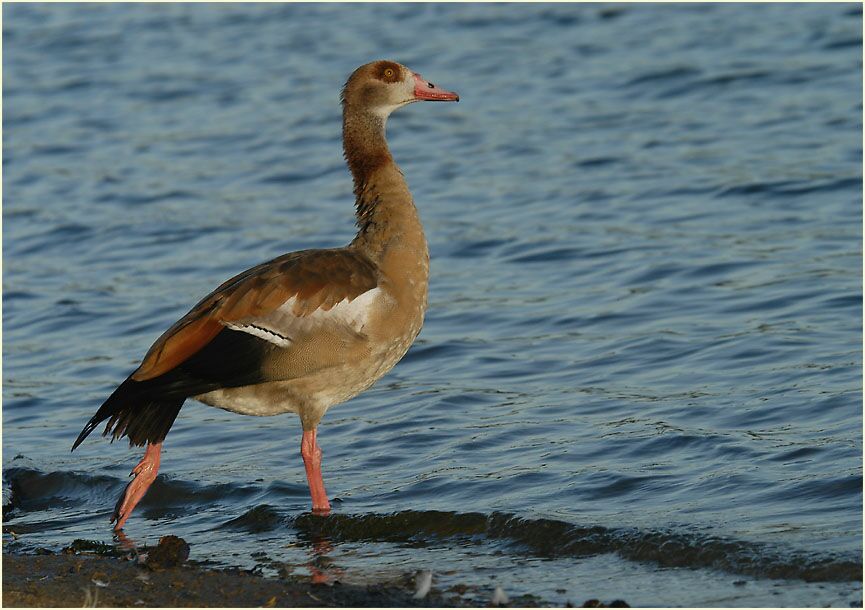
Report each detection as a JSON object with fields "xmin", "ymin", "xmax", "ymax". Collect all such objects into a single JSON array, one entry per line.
[{"xmin": 3, "ymin": 3, "xmax": 862, "ymax": 606}]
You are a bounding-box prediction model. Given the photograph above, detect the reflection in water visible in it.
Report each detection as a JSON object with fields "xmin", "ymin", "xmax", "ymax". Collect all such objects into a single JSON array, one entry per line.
[
  {"xmin": 305, "ymin": 536, "xmax": 344, "ymax": 585},
  {"xmin": 113, "ymin": 529, "xmax": 139, "ymax": 555}
]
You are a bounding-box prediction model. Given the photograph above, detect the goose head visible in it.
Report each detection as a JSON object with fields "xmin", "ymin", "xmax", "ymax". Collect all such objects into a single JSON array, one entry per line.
[{"xmin": 342, "ymin": 60, "xmax": 459, "ymax": 120}]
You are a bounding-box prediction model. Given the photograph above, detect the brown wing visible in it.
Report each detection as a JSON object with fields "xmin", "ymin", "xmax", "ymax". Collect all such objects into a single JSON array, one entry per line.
[{"xmin": 131, "ymin": 248, "xmax": 379, "ymax": 381}]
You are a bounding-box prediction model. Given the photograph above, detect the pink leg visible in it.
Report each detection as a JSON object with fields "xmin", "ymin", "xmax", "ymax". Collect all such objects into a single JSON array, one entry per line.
[
  {"xmin": 111, "ymin": 442, "xmax": 162, "ymax": 530},
  {"xmin": 301, "ymin": 429, "xmax": 331, "ymax": 514}
]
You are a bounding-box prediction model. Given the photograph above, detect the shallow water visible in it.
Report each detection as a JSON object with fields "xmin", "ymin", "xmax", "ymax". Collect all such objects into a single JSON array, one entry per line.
[{"xmin": 3, "ymin": 3, "xmax": 862, "ymax": 607}]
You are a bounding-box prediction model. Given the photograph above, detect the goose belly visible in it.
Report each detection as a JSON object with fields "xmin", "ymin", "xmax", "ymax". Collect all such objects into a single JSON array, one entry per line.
[{"xmin": 194, "ymin": 326, "xmax": 420, "ymax": 418}]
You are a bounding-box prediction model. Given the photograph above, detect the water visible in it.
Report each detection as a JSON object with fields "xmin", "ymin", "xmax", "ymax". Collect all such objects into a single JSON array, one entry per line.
[{"xmin": 3, "ymin": 3, "xmax": 862, "ymax": 606}]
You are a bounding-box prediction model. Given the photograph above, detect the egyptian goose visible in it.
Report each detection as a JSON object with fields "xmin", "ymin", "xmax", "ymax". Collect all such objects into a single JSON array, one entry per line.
[{"xmin": 72, "ymin": 60, "xmax": 459, "ymax": 530}]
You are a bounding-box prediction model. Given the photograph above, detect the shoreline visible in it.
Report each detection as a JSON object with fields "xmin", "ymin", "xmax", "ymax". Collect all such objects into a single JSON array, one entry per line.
[
  {"xmin": 2, "ymin": 550, "xmax": 468, "ymax": 608},
  {"xmin": 2, "ymin": 540, "xmax": 632, "ymax": 608}
]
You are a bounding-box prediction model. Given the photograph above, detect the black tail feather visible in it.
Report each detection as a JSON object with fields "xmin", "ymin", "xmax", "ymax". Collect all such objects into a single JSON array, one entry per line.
[
  {"xmin": 72, "ymin": 328, "xmax": 276, "ymax": 452},
  {"xmin": 72, "ymin": 377, "xmax": 184, "ymax": 451}
]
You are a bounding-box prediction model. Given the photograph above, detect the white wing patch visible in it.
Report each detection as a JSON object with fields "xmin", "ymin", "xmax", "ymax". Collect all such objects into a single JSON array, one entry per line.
[
  {"xmin": 223, "ymin": 321, "xmax": 293, "ymax": 348},
  {"xmin": 222, "ymin": 287, "xmax": 384, "ymax": 348}
]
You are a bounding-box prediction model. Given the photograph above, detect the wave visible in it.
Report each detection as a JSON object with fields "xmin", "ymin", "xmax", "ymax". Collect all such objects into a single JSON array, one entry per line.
[
  {"xmin": 287, "ymin": 511, "xmax": 862, "ymax": 583},
  {"xmin": 5, "ymin": 467, "xmax": 860, "ymax": 584},
  {"xmin": 214, "ymin": 501, "xmax": 864, "ymax": 583}
]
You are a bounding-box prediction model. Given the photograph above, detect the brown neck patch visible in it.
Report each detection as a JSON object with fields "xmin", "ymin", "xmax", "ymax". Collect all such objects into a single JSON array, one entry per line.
[
  {"xmin": 340, "ymin": 60, "xmax": 407, "ymax": 231},
  {"xmin": 342, "ymin": 109, "xmax": 393, "ymax": 230}
]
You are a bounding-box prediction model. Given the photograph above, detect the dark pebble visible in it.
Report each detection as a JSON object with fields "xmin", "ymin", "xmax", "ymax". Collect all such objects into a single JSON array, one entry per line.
[{"xmin": 145, "ymin": 535, "xmax": 190, "ymax": 570}]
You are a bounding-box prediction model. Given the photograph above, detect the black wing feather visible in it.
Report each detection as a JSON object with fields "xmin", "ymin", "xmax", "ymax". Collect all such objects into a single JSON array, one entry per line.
[{"xmin": 72, "ymin": 328, "xmax": 277, "ymax": 449}]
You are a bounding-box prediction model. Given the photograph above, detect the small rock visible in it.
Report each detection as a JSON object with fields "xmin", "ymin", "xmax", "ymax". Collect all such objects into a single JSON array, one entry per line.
[
  {"xmin": 491, "ymin": 586, "xmax": 509, "ymax": 606},
  {"xmin": 145, "ymin": 535, "xmax": 190, "ymax": 570},
  {"xmin": 413, "ymin": 570, "xmax": 432, "ymax": 599}
]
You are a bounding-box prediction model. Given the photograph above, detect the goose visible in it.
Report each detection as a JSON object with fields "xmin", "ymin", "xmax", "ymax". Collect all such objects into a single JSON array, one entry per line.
[{"xmin": 72, "ymin": 60, "xmax": 459, "ymax": 530}]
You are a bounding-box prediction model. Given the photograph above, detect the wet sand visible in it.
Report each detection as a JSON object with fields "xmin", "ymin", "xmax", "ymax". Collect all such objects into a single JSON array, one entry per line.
[
  {"xmin": 3, "ymin": 531, "xmax": 635, "ymax": 607},
  {"xmin": 2, "ymin": 550, "xmax": 633, "ymax": 607},
  {"xmin": 2, "ymin": 552, "xmax": 463, "ymax": 608}
]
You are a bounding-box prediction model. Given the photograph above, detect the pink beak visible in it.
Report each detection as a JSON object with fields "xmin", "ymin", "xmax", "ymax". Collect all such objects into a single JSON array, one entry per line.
[{"xmin": 413, "ymin": 73, "xmax": 460, "ymax": 102}]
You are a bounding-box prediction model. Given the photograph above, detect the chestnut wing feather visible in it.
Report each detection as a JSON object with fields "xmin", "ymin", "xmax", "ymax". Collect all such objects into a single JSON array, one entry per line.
[{"xmin": 132, "ymin": 248, "xmax": 379, "ymax": 381}]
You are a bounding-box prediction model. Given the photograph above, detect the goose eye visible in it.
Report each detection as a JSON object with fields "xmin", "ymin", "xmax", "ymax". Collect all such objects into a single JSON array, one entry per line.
[{"xmin": 383, "ymin": 68, "xmax": 395, "ymax": 78}]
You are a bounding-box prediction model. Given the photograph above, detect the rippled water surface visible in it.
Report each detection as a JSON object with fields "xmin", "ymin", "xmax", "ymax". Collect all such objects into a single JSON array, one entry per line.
[{"xmin": 4, "ymin": 3, "xmax": 862, "ymax": 607}]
